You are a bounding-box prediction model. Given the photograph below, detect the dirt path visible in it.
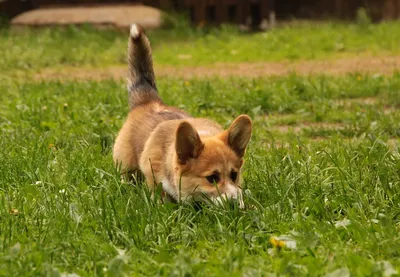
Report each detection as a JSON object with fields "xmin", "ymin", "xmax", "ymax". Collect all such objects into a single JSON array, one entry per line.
[{"xmin": 34, "ymin": 55, "xmax": 400, "ymax": 81}]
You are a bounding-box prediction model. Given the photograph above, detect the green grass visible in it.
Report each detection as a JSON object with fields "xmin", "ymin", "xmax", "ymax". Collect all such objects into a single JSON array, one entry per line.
[
  {"xmin": 2, "ymin": 20, "xmax": 400, "ymax": 73},
  {"xmin": 1, "ymin": 21, "xmax": 400, "ymax": 276},
  {"xmin": 1, "ymin": 72, "xmax": 400, "ymax": 276}
]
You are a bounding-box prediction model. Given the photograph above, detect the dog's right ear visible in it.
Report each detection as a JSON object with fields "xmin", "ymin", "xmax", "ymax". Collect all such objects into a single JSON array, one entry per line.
[
  {"xmin": 226, "ymin": 115, "xmax": 252, "ymax": 158},
  {"xmin": 176, "ymin": 122, "xmax": 204, "ymax": 164}
]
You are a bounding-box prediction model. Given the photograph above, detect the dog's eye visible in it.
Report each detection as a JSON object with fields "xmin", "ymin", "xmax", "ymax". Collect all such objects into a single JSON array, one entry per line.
[
  {"xmin": 206, "ymin": 173, "xmax": 220, "ymax": 184},
  {"xmin": 230, "ymin": 171, "xmax": 238, "ymax": 182}
]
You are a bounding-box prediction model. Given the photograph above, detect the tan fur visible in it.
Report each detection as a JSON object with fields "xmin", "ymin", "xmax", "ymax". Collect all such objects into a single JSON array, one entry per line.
[{"xmin": 113, "ymin": 24, "xmax": 252, "ymax": 207}]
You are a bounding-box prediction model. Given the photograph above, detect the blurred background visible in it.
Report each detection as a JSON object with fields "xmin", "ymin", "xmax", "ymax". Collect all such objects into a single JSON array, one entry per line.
[{"xmin": 1, "ymin": 0, "xmax": 400, "ymax": 30}]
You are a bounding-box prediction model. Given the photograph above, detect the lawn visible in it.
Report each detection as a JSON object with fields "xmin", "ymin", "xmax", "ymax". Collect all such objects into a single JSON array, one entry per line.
[
  {"xmin": 1, "ymin": 19, "xmax": 400, "ymax": 74},
  {"xmin": 0, "ymin": 19, "xmax": 400, "ymax": 276}
]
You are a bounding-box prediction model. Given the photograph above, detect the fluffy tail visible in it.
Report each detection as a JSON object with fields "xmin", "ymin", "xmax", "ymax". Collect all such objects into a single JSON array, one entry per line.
[{"xmin": 127, "ymin": 24, "xmax": 161, "ymax": 109}]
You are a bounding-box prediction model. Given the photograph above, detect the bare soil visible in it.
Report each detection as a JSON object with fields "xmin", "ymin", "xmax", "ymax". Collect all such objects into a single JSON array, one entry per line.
[
  {"xmin": 269, "ymin": 122, "xmax": 346, "ymax": 134},
  {"xmin": 34, "ymin": 55, "xmax": 400, "ymax": 81},
  {"xmin": 264, "ymin": 138, "xmax": 399, "ymax": 149}
]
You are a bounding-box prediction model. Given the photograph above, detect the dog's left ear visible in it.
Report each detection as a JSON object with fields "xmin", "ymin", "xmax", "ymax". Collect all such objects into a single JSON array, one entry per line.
[
  {"xmin": 176, "ymin": 121, "xmax": 204, "ymax": 164},
  {"xmin": 226, "ymin": 115, "xmax": 252, "ymax": 158}
]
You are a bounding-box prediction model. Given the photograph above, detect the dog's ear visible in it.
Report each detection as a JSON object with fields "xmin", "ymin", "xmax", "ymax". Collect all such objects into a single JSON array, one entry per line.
[
  {"xmin": 176, "ymin": 122, "xmax": 204, "ymax": 164},
  {"xmin": 226, "ymin": 115, "xmax": 252, "ymax": 158}
]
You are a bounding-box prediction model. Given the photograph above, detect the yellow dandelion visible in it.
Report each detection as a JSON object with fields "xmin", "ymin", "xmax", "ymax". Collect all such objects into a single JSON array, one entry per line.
[
  {"xmin": 270, "ymin": 237, "xmax": 285, "ymax": 249},
  {"xmin": 48, "ymin": 143, "xmax": 55, "ymax": 149},
  {"xmin": 9, "ymin": 208, "xmax": 19, "ymax": 215},
  {"xmin": 184, "ymin": 81, "xmax": 190, "ymax": 86},
  {"xmin": 357, "ymin": 76, "xmax": 362, "ymax": 81}
]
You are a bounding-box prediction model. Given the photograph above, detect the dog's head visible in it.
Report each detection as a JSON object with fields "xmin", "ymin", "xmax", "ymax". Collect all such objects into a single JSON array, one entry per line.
[{"xmin": 174, "ymin": 115, "xmax": 252, "ymax": 208}]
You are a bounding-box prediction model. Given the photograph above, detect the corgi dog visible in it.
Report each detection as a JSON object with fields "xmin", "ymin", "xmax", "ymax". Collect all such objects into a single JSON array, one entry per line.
[{"xmin": 113, "ymin": 24, "xmax": 252, "ymax": 208}]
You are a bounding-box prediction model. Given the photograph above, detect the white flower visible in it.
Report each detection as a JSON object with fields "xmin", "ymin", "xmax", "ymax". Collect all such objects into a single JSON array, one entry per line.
[
  {"xmin": 60, "ymin": 273, "xmax": 80, "ymax": 277},
  {"xmin": 375, "ymin": 261, "xmax": 398, "ymax": 277},
  {"xmin": 334, "ymin": 219, "xmax": 351, "ymax": 229},
  {"xmin": 325, "ymin": 268, "xmax": 350, "ymax": 277}
]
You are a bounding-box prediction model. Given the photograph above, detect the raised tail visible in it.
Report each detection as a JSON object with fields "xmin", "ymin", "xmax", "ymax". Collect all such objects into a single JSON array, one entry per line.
[{"xmin": 127, "ymin": 24, "xmax": 161, "ymax": 109}]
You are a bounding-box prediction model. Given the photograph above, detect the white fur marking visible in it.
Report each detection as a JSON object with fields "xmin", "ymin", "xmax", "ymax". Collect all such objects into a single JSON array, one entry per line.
[
  {"xmin": 130, "ymin": 24, "xmax": 139, "ymax": 39},
  {"xmin": 197, "ymin": 130, "xmax": 211, "ymax": 136},
  {"xmin": 161, "ymin": 178, "xmax": 176, "ymax": 199}
]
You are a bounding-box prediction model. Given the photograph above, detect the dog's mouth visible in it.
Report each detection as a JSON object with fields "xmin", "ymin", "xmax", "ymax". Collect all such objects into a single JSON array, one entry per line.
[
  {"xmin": 191, "ymin": 199, "xmax": 242, "ymax": 211},
  {"xmin": 191, "ymin": 193, "xmax": 245, "ymax": 209},
  {"xmin": 210, "ymin": 195, "xmax": 245, "ymax": 209},
  {"xmin": 162, "ymin": 189, "xmax": 245, "ymax": 209}
]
